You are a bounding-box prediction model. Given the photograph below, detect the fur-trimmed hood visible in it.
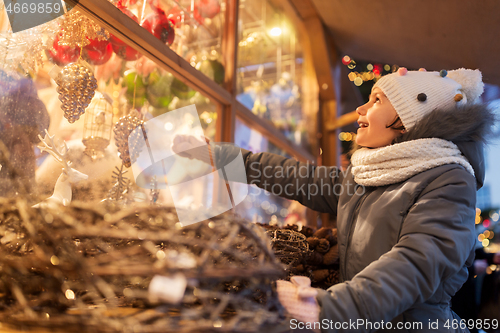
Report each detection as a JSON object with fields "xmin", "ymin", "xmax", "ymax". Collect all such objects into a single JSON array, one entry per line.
[{"xmin": 393, "ymin": 103, "xmax": 496, "ymax": 189}]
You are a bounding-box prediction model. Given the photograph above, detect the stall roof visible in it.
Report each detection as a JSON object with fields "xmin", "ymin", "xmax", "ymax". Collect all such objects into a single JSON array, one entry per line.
[{"xmin": 309, "ymin": 0, "xmax": 500, "ymax": 86}]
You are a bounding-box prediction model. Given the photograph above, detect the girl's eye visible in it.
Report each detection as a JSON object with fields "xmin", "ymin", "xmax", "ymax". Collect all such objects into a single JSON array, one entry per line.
[{"xmin": 375, "ymin": 97, "xmax": 380, "ymax": 103}]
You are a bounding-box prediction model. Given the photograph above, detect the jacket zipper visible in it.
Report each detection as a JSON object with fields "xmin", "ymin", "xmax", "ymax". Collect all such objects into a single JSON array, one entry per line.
[{"xmin": 342, "ymin": 188, "xmax": 371, "ymax": 280}]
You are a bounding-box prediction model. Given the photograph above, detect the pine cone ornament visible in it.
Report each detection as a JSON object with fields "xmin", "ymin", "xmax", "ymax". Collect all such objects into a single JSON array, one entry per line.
[
  {"xmin": 323, "ymin": 244, "xmax": 339, "ymax": 266},
  {"xmin": 56, "ymin": 63, "xmax": 98, "ymax": 123},
  {"xmin": 325, "ymin": 270, "xmax": 340, "ymax": 286},
  {"xmin": 114, "ymin": 114, "xmax": 145, "ymax": 168},
  {"xmin": 313, "ymin": 227, "xmax": 333, "ymax": 239},
  {"xmin": 315, "ymin": 239, "xmax": 330, "ymax": 254},
  {"xmin": 311, "ymin": 269, "xmax": 329, "ymax": 283},
  {"xmin": 305, "ymin": 251, "xmax": 323, "ymax": 266},
  {"xmin": 300, "ymin": 226, "xmax": 314, "ymax": 238},
  {"xmin": 306, "ymin": 237, "xmax": 320, "ymax": 249},
  {"xmin": 326, "ymin": 234, "xmax": 337, "ymax": 246}
]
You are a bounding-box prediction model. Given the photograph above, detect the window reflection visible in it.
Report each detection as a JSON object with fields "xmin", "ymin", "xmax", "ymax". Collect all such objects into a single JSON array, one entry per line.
[{"xmin": 234, "ymin": 118, "xmax": 307, "ymax": 228}]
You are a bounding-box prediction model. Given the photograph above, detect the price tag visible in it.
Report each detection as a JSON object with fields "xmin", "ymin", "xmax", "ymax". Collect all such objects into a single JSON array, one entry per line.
[{"xmin": 4, "ymin": 0, "xmax": 79, "ymax": 33}]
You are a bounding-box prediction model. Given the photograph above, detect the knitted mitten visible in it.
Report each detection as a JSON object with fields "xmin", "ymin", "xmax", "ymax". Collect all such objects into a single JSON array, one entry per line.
[{"xmin": 276, "ymin": 276, "xmax": 320, "ymax": 330}]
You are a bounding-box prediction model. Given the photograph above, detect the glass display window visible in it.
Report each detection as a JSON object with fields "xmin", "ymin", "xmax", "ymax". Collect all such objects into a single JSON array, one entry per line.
[
  {"xmin": 0, "ymin": 4, "xmax": 219, "ymax": 211},
  {"xmin": 237, "ymin": 0, "xmax": 313, "ymax": 153},
  {"xmin": 0, "ymin": 0, "xmax": 317, "ymax": 215},
  {"xmin": 233, "ymin": 117, "xmax": 308, "ymax": 228}
]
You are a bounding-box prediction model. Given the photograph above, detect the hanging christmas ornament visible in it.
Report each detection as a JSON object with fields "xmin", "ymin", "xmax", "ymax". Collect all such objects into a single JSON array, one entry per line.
[
  {"xmin": 110, "ymin": 2, "xmax": 142, "ymax": 61},
  {"xmin": 146, "ymin": 70, "xmax": 173, "ymax": 108},
  {"xmin": 56, "ymin": 63, "xmax": 98, "ymax": 123},
  {"xmin": 196, "ymin": 0, "xmax": 221, "ymax": 19},
  {"xmin": 114, "ymin": 113, "xmax": 145, "ymax": 168},
  {"xmin": 192, "ymin": 4, "xmax": 205, "ymax": 25},
  {"xmin": 123, "ymin": 71, "xmax": 147, "ymax": 108},
  {"xmin": 142, "ymin": 9, "xmax": 176, "ymax": 46},
  {"xmin": 105, "ymin": 164, "xmax": 132, "ymax": 204},
  {"xmin": 112, "ymin": 43, "xmax": 142, "ymax": 61},
  {"xmin": 46, "ymin": 34, "xmax": 81, "ymax": 67},
  {"xmin": 0, "ymin": 16, "xmax": 55, "ymax": 74},
  {"xmin": 58, "ymin": 10, "xmax": 109, "ymax": 49},
  {"xmin": 150, "ymin": 175, "xmax": 159, "ymax": 205},
  {"xmin": 166, "ymin": 6, "xmax": 184, "ymax": 28},
  {"xmin": 196, "ymin": 59, "xmax": 225, "ymax": 85},
  {"xmin": 82, "ymin": 38, "xmax": 113, "ymax": 66},
  {"xmin": 82, "ymin": 92, "xmax": 113, "ymax": 160},
  {"xmin": 171, "ymin": 77, "xmax": 196, "ymax": 100}
]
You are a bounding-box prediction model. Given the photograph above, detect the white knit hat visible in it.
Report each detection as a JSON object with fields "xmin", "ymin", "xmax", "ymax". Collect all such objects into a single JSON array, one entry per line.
[{"xmin": 373, "ymin": 68, "xmax": 484, "ymax": 130}]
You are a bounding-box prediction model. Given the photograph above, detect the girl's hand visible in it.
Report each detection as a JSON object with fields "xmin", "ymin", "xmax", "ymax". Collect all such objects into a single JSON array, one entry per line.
[
  {"xmin": 276, "ymin": 276, "xmax": 320, "ymax": 332},
  {"xmin": 171, "ymin": 134, "xmax": 212, "ymax": 164}
]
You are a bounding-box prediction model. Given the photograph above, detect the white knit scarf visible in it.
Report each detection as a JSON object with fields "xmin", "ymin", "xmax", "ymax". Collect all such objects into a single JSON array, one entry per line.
[{"xmin": 350, "ymin": 138, "xmax": 475, "ymax": 186}]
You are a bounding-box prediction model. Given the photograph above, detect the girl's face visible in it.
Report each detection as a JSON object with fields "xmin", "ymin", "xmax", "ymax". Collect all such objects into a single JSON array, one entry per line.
[{"xmin": 355, "ymin": 88, "xmax": 404, "ymax": 148}]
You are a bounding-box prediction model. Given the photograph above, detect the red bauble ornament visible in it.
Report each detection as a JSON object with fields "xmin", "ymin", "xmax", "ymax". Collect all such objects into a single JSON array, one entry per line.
[
  {"xmin": 47, "ymin": 34, "xmax": 80, "ymax": 67},
  {"xmin": 196, "ymin": 0, "xmax": 220, "ymax": 19},
  {"xmin": 109, "ymin": 5, "xmax": 142, "ymax": 61},
  {"xmin": 112, "ymin": 44, "xmax": 142, "ymax": 61},
  {"xmin": 166, "ymin": 6, "xmax": 184, "ymax": 28},
  {"xmin": 192, "ymin": 4, "xmax": 204, "ymax": 25},
  {"xmin": 142, "ymin": 13, "xmax": 175, "ymax": 46},
  {"xmin": 165, "ymin": 3, "xmax": 203, "ymax": 26},
  {"xmin": 83, "ymin": 38, "xmax": 113, "ymax": 65}
]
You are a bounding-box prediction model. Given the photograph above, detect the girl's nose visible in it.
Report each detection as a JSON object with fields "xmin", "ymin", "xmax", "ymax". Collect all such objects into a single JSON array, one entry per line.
[{"xmin": 356, "ymin": 103, "xmax": 368, "ymax": 115}]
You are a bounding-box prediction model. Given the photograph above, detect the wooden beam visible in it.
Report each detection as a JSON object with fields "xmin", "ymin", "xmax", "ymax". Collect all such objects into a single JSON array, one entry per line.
[
  {"xmin": 288, "ymin": 0, "xmax": 342, "ymax": 228},
  {"xmin": 326, "ymin": 111, "xmax": 358, "ymax": 131},
  {"xmin": 303, "ymin": 17, "xmax": 337, "ymax": 101},
  {"xmin": 222, "ymin": 0, "xmax": 239, "ymax": 96},
  {"xmin": 287, "ymin": 0, "xmax": 317, "ymax": 21},
  {"xmin": 219, "ymin": 0, "xmax": 239, "ymax": 144},
  {"xmin": 320, "ymin": 101, "xmax": 340, "ymax": 165},
  {"xmin": 288, "ymin": 0, "xmax": 337, "ymax": 102}
]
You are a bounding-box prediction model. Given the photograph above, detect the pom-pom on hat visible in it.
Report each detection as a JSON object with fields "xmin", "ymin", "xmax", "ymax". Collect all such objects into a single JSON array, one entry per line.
[{"xmin": 373, "ymin": 68, "xmax": 484, "ymax": 131}]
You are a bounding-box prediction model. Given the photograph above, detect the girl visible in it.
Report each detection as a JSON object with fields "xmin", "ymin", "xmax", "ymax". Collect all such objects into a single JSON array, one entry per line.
[{"xmin": 173, "ymin": 68, "xmax": 495, "ymax": 332}]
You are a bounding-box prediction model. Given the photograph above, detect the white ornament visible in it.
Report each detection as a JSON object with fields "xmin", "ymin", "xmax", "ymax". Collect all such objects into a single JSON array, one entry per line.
[
  {"xmin": 148, "ymin": 274, "xmax": 187, "ymax": 304},
  {"xmin": 33, "ymin": 130, "xmax": 88, "ymax": 208}
]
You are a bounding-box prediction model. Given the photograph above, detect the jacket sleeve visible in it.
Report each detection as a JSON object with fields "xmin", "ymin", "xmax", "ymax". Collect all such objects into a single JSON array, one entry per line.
[
  {"xmin": 213, "ymin": 144, "xmax": 344, "ymax": 214},
  {"xmin": 316, "ymin": 168, "xmax": 477, "ymax": 332}
]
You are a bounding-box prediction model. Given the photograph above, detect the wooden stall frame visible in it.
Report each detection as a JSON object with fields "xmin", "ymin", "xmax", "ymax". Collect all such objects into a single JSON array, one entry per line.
[{"xmin": 71, "ymin": 0, "xmax": 315, "ymax": 163}]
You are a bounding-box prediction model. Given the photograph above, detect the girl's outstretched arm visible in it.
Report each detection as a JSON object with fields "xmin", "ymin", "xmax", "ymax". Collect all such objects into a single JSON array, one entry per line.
[{"xmin": 213, "ymin": 144, "xmax": 345, "ymax": 215}]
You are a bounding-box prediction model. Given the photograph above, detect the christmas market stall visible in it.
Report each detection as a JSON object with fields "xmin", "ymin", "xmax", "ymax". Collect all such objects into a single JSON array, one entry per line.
[{"xmin": 0, "ymin": 0, "xmax": 336, "ymax": 331}]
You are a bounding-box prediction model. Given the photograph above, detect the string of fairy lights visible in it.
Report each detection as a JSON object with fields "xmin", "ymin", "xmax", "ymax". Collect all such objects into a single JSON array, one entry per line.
[{"xmin": 342, "ymin": 55, "xmax": 400, "ymax": 87}]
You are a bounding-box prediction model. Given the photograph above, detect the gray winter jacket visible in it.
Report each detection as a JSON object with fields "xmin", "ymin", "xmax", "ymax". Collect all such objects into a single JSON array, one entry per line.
[{"xmin": 214, "ymin": 104, "xmax": 494, "ymax": 332}]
